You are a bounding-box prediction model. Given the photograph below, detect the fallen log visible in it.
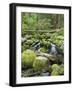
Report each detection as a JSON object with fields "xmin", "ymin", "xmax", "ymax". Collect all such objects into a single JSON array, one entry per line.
[{"xmin": 36, "ymin": 52, "xmax": 63, "ymax": 61}]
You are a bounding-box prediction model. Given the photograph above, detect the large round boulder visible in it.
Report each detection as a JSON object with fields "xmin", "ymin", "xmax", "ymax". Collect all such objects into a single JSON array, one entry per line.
[
  {"xmin": 33, "ymin": 56, "xmax": 49, "ymax": 72},
  {"xmin": 21, "ymin": 50, "xmax": 36, "ymax": 69}
]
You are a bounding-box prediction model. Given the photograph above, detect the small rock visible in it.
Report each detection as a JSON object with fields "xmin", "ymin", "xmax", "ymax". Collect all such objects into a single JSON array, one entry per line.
[
  {"xmin": 40, "ymin": 72, "xmax": 49, "ymax": 76},
  {"xmin": 21, "ymin": 37, "xmax": 27, "ymax": 43}
]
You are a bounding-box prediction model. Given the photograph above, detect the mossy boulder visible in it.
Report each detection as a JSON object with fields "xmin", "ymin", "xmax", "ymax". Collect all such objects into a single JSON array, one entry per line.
[
  {"xmin": 51, "ymin": 70, "xmax": 59, "ymax": 76},
  {"xmin": 51, "ymin": 64, "xmax": 64, "ymax": 76},
  {"xmin": 33, "ymin": 56, "xmax": 49, "ymax": 72},
  {"xmin": 25, "ymin": 34, "xmax": 32, "ymax": 39},
  {"xmin": 21, "ymin": 50, "xmax": 36, "ymax": 68},
  {"xmin": 39, "ymin": 47, "xmax": 46, "ymax": 53},
  {"xmin": 26, "ymin": 40, "xmax": 33, "ymax": 45},
  {"xmin": 52, "ymin": 64, "xmax": 60, "ymax": 71},
  {"xmin": 52, "ymin": 64, "xmax": 60, "ymax": 70},
  {"xmin": 51, "ymin": 64, "xmax": 60, "ymax": 76},
  {"xmin": 59, "ymin": 65, "xmax": 64, "ymax": 75}
]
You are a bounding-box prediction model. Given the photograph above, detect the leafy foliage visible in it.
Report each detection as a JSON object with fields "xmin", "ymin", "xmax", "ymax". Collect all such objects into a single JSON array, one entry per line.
[{"xmin": 21, "ymin": 13, "xmax": 64, "ymax": 32}]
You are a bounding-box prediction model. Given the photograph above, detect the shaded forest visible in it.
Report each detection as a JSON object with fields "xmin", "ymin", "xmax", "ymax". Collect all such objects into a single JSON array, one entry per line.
[{"xmin": 21, "ymin": 13, "xmax": 64, "ymax": 35}]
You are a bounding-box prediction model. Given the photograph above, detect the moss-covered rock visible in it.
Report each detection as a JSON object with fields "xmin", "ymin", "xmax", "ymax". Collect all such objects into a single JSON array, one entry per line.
[
  {"xmin": 59, "ymin": 65, "xmax": 64, "ymax": 75},
  {"xmin": 51, "ymin": 70, "xmax": 59, "ymax": 76},
  {"xmin": 51, "ymin": 64, "xmax": 64, "ymax": 76},
  {"xmin": 25, "ymin": 34, "xmax": 32, "ymax": 39},
  {"xmin": 52, "ymin": 64, "xmax": 60, "ymax": 72},
  {"xmin": 33, "ymin": 56, "xmax": 49, "ymax": 72},
  {"xmin": 21, "ymin": 50, "xmax": 36, "ymax": 68},
  {"xmin": 39, "ymin": 47, "xmax": 46, "ymax": 53},
  {"xmin": 26, "ymin": 40, "xmax": 33, "ymax": 45}
]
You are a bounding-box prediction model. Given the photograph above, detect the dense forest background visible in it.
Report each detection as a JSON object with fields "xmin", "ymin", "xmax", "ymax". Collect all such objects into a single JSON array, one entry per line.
[{"xmin": 21, "ymin": 12, "xmax": 64, "ymax": 31}]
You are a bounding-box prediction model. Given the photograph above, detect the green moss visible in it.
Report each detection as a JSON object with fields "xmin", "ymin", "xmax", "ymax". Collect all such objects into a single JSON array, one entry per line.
[
  {"xmin": 33, "ymin": 56, "xmax": 49, "ymax": 72},
  {"xmin": 52, "ymin": 64, "xmax": 60, "ymax": 71},
  {"xmin": 39, "ymin": 47, "xmax": 46, "ymax": 53},
  {"xmin": 26, "ymin": 40, "xmax": 33, "ymax": 45},
  {"xmin": 42, "ymin": 39, "xmax": 48, "ymax": 46},
  {"xmin": 21, "ymin": 50, "xmax": 36, "ymax": 68},
  {"xmin": 48, "ymin": 65, "xmax": 52, "ymax": 73},
  {"xmin": 21, "ymin": 45, "xmax": 29, "ymax": 52},
  {"xmin": 51, "ymin": 64, "xmax": 64, "ymax": 76},
  {"xmin": 59, "ymin": 66, "xmax": 64, "ymax": 75},
  {"xmin": 49, "ymin": 29, "xmax": 64, "ymax": 49},
  {"xmin": 51, "ymin": 70, "xmax": 59, "ymax": 76}
]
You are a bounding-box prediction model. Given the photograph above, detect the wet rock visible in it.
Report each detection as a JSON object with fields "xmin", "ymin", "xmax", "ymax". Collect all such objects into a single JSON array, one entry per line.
[{"xmin": 40, "ymin": 72, "xmax": 49, "ymax": 76}]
